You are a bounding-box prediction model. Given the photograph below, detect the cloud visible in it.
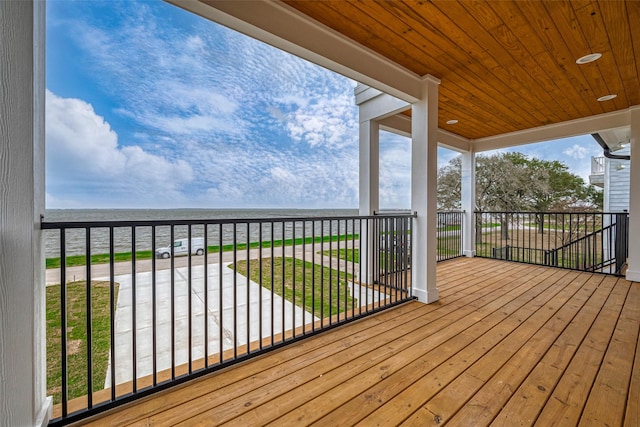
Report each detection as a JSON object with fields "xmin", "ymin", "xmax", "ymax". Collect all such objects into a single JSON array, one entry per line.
[
  {"xmin": 379, "ymin": 132, "xmax": 411, "ymax": 208},
  {"xmin": 284, "ymin": 91, "xmax": 358, "ymax": 149},
  {"xmin": 46, "ymin": 0, "xmax": 363, "ymax": 208},
  {"xmin": 563, "ymin": 144, "xmax": 588, "ymax": 159},
  {"xmin": 46, "ymin": 90, "xmax": 193, "ymax": 207}
]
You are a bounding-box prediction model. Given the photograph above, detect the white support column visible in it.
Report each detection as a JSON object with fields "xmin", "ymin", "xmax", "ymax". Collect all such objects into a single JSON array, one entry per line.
[
  {"xmin": 359, "ymin": 120, "xmax": 380, "ymax": 216},
  {"xmin": 411, "ymin": 76, "xmax": 441, "ymax": 303},
  {"xmin": 626, "ymin": 106, "xmax": 640, "ymax": 282},
  {"xmin": 461, "ymin": 149, "xmax": 476, "ymax": 257},
  {"xmin": 358, "ymin": 119, "xmax": 380, "ymax": 284},
  {"xmin": 0, "ymin": 1, "xmax": 50, "ymax": 426}
]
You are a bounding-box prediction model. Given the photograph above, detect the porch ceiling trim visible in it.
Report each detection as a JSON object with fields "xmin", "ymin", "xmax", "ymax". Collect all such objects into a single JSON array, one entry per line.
[
  {"xmin": 169, "ymin": 0, "xmax": 423, "ymax": 103},
  {"xmin": 472, "ymin": 107, "xmax": 634, "ymax": 153}
]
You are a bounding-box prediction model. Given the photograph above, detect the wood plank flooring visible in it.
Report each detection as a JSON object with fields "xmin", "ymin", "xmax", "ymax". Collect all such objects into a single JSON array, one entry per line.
[{"xmin": 81, "ymin": 258, "xmax": 640, "ymax": 426}]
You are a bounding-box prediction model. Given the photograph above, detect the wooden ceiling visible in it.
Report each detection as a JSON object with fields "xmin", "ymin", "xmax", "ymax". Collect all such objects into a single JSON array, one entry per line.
[{"xmin": 282, "ymin": 0, "xmax": 640, "ymax": 140}]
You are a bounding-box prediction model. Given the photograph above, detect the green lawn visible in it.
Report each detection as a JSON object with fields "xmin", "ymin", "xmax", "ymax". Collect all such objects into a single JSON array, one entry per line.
[
  {"xmin": 46, "ymin": 281, "xmax": 116, "ymax": 405},
  {"xmin": 322, "ymin": 248, "xmax": 359, "ymax": 263},
  {"xmin": 437, "ymin": 225, "xmax": 461, "ymax": 231},
  {"xmin": 321, "ymin": 236, "xmax": 461, "ymax": 262},
  {"xmin": 46, "ymin": 234, "xmax": 357, "ymax": 269},
  {"xmin": 437, "ymin": 235, "xmax": 462, "ymax": 256},
  {"xmin": 234, "ymin": 257, "xmax": 354, "ymax": 318}
]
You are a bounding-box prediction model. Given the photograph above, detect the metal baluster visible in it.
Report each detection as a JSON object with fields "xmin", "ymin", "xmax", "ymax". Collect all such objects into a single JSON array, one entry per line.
[
  {"xmin": 60, "ymin": 229, "xmax": 68, "ymax": 417},
  {"xmin": 85, "ymin": 227, "xmax": 93, "ymax": 407},
  {"xmin": 110, "ymin": 227, "xmax": 117, "ymax": 398}
]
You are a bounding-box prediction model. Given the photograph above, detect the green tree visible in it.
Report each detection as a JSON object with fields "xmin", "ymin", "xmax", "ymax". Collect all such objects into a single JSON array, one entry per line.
[
  {"xmin": 437, "ymin": 152, "xmax": 603, "ymax": 236},
  {"xmin": 437, "ymin": 156, "xmax": 462, "ymax": 210}
]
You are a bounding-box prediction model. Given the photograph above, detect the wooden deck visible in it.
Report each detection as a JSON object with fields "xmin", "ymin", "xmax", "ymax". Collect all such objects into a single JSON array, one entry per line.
[{"xmin": 82, "ymin": 258, "xmax": 640, "ymax": 426}]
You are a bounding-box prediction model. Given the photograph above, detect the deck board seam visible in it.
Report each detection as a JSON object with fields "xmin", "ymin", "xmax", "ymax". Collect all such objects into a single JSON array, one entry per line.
[{"xmin": 391, "ymin": 268, "xmax": 598, "ymax": 425}]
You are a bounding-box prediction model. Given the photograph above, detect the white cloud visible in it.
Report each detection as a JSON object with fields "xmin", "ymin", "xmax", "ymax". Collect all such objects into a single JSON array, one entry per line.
[
  {"xmin": 284, "ymin": 91, "xmax": 358, "ymax": 149},
  {"xmin": 563, "ymin": 144, "xmax": 589, "ymax": 159},
  {"xmin": 46, "ymin": 90, "xmax": 193, "ymax": 207},
  {"xmin": 46, "ymin": 1, "xmax": 365, "ymax": 208},
  {"xmin": 379, "ymin": 132, "xmax": 411, "ymax": 209}
]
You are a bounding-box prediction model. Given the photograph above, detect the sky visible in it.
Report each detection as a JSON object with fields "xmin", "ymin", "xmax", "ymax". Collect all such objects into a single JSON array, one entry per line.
[{"xmin": 45, "ymin": 0, "xmax": 604, "ymax": 210}]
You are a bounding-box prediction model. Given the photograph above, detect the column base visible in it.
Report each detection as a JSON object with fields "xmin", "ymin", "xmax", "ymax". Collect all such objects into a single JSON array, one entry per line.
[
  {"xmin": 464, "ymin": 250, "xmax": 476, "ymax": 258},
  {"xmin": 412, "ymin": 287, "xmax": 439, "ymax": 304},
  {"xmin": 35, "ymin": 396, "xmax": 52, "ymax": 427},
  {"xmin": 626, "ymin": 269, "xmax": 640, "ymax": 282}
]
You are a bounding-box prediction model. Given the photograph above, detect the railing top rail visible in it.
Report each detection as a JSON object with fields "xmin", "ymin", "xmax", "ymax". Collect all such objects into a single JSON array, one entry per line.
[
  {"xmin": 41, "ymin": 213, "xmax": 414, "ymax": 230},
  {"xmin": 548, "ymin": 223, "xmax": 616, "ymax": 253},
  {"xmin": 474, "ymin": 211, "xmax": 628, "ymax": 215},
  {"xmin": 374, "ymin": 210, "xmax": 418, "ymax": 217}
]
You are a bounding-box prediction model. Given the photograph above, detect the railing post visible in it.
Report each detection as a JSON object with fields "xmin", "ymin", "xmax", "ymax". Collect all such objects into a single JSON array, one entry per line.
[
  {"xmin": 461, "ymin": 150, "xmax": 476, "ymax": 257},
  {"xmin": 615, "ymin": 212, "xmax": 629, "ymax": 274}
]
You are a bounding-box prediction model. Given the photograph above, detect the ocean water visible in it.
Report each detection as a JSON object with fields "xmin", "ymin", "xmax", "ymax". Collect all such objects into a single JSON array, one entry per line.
[{"xmin": 44, "ymin": 208, "xmax": 359, "ymax": 258}]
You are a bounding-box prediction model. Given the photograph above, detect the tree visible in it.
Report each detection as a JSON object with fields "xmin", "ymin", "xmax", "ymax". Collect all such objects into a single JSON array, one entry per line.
[
  {"xmin": 437, "ymin": 152, "xmax": 602, "ymax": 212},
  {"xmin": 525, "ymin": 157, "xmax": 601, "ymax": 211},
  {"xmin": 437, "ymin": 156, "xmax": 462, "ymax": 210}
]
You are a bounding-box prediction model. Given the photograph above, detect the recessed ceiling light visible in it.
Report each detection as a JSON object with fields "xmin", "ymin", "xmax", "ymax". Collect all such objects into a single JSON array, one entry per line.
[
  {"xmin": 597, "ymin": 94, "xmax": 617, "ymax": 102},
  {"xmin": 446, "ymin": 119, "xmax": 458, "ymax": 125},
  {"xmin": 576, "ymin": 53, "xmax": 602, "ymax": 64}
]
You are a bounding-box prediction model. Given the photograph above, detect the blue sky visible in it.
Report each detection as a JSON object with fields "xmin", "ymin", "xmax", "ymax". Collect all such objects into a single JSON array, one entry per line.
[{"xmin": 45, "ymin": 0, "xmax": 604, "ymax": 210}]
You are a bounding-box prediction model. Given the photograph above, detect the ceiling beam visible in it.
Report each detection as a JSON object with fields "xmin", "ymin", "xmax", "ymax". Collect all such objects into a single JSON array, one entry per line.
[
  {"xmin": 472, "ymin": 107, "xmax": 635, "ymax": 152},
  {"xmin": 355, "ymin": 86, "xmax": 411, "ymax": 123},
  {"xmin": 168, "ymin": 0, "xmax": 423, "ymax": 103},
  {"xmin": 437, "ymin": 129, "xmax": 472, "ymax": 153}
]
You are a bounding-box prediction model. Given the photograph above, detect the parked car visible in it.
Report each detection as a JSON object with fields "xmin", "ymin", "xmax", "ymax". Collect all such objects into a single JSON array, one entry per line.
[{"xmin": 155, "ymin": 237, "xmax": 205, "ymax": 258}]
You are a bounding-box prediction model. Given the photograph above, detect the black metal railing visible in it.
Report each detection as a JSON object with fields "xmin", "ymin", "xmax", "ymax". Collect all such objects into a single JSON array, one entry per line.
[
  {"xmin": 42, "ymin": 214, "xmax": 413, "ymax": 425},
  {"xmin": 475, "ymin": 211, "xmax": 629, "ymax": 275},
  {"xmin": 437, "ymin": 211, "xmax": 464, "ymax": 262}
]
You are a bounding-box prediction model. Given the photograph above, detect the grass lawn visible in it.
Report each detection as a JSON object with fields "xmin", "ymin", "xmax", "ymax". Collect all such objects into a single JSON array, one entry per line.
[
  {"xmin": 234, "ymin": 257, "xmax": 354, "ymax": 319},
  {"xmin": 46, "ymin": 234, "xmax": 357, "ymax": 269},
  {"xmin": 322, "ymin": 248, "xmax": 359, "ymax": 263},
  {"xmin": 437, "ymin": 235, "xmax": 462, "ymax": 256},
  {"xmin": 321, "ymin": 237, "xmax": 462, "ymax": 262},
  {"xmin": 437, "ymin": 225, "xmax": 461, "ymax": 232},
  {"xmin": 46, "ymin": 281, "xmax": 116, "ymax": 405}
]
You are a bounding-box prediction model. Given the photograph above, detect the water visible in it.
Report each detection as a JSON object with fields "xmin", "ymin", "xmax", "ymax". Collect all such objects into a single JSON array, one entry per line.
[{"xmin": 44, "ymin": 208, "xmax": 359, "ymax": 258}]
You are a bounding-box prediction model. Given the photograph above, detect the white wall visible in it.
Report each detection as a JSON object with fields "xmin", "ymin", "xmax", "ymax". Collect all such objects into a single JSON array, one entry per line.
[
  {"xmin": 605, "ymin": 149, "xmax": 631, "ymax": 212},
  {"xmin": 0, "ymin": 1, "xmax": 50, "ymax": 425}
]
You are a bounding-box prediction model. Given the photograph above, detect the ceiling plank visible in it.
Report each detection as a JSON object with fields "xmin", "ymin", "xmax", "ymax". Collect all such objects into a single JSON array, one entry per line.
[
  {"xmin": 627, "ymin": 0, "xmax": 640, "ymax": 107},
  {"xmin": 365, "ymin": 1, "xmax": 546, "ymax": 129},
  {"xmin": 511, "ymin": 0, "xmax": 602, "ymax": 117},
  {"xmin": 433, "ymin": 0, "xmax": 569, "ymax": 123},
  {"xmin": 572, "ymin": 1, "xmax": 628, "ymax": 111},
  {"xmin": 484, "ymin": 0, "xmax": 594, "ymax": 120},
  {"xmin": 598, "ymin": 0, "xmax": 640, "ymax": 106}
]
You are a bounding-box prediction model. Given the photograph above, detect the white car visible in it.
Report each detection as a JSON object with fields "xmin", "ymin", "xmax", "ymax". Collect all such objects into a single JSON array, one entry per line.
[{"xmin": 156, "ymin": 237, "xmax": 205, "ymax": 258}]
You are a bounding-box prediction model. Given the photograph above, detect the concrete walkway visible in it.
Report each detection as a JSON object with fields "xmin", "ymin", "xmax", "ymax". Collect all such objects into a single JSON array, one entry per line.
[
  {"xmin": 102, "ymin": 262, "xmax": 318, "ymax": 387},
  {"xmin": 101, "ymin": 258, "xmax": 387, "ymax": 387}
]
